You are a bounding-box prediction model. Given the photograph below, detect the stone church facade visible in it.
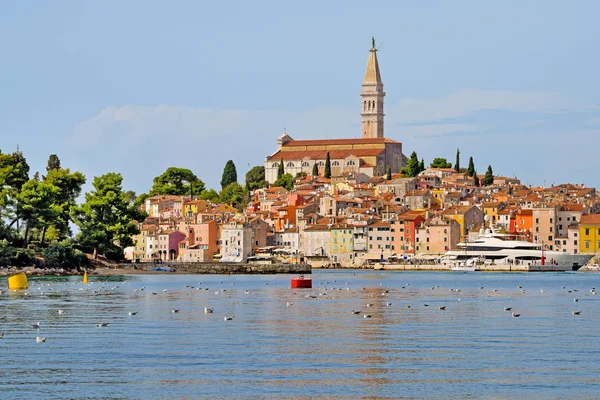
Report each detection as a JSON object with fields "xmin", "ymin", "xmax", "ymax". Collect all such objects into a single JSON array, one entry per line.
[{"xmin": 265, "ymin": 39, "xmax": 405, "ymax": 184}]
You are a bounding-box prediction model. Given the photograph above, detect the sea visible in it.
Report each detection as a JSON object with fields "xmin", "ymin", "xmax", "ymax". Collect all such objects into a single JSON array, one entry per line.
[{"xmin": 1, "ymin": 270, "xmax": 600, "ymax": 400}]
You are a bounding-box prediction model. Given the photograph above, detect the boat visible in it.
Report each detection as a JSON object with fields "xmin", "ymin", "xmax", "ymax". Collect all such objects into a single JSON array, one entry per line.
[
  {"xmin": 290, "ymin": 275, "xmax": 312, "ymax": 289},
  {"xmin": 442, "ymin": 227, "xmax": 593, "ymax": 271},
  {"xmin": 450, "ymin": 257, "xmax": 479, "ymax": 272}
]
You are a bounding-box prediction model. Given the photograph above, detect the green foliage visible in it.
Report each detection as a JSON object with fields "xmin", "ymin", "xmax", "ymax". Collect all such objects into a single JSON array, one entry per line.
[
  {"xmin": 0, "ymin": 150, "xmax": 30, "ymax": 222},
  {"xmin": 123, "ymin": 190, "xmax": 137, "ymax": 205},
  {"xmin": 295, "ymin": 171, "xmax": 307, "ymax": 180},
  {"xmin": 324, "ymin": 153, "xmax": 331, "ymax": 179},
  {"xmin": 149, "ymin": 167, "xmax": 204, "ymax": 196},
  {"xmin": 73, "ymin": 173, "xmax": 146, "ymax": 259},
  {"xmin": 43, "ymin": 241, "xmax": 89, "ymax": 269},
  {"xmin": 245, "ymin": 166, "xmax": 268, "ymax": 191},
  {"xmin": 200, "ymin": 188, "xmax": 220, "ymax": 202},
  {"xmin": 467, "ymin": 157, "xmax": 475, "ymax": 177},
  {"xmin": 401, "ymin": 151, "xmax": 420, "ymax": 177},
  {"xmin": 484, "ymin": 165, "xmax": 494, "ymax": 186},
  {"xmin": 277, "ymin": 159, "xmax": 284, "ymax": 179},
  {"xmin": 474, "ymin": 171, "xmax": 480, "ymax": 187},
  {"xmin": 46, "ymin": 154, "xmax": 61, "ymax": 173},
  {"xmin": 430, "ymin": 157, "xmax": 452, "ymax": 169},
  {"xmin": 219, "ymin": 182, "xmax": 246, "ymax": 209},
  {"xmin": 220, "ymin": 160, "xmax": 238, "ymax": 189},
  {"xmin": 42, "ymin": 168, "xmax": 86, "ymax": 240},
  {"xmin": 419, "ymin": 159, "xmax": 425, "ymax": 173},
  {"xmin": 454, "ymin": 149, "xmax": 460, "ymax": 172},
  {"xmin": 273, "ymin": 173, "xmax": 294, "ymax": 191},
  {"xmin": 134, "ymin": 193, "xmax": 149, "ymax": 208},
  {"xmin": 386, "ymin": 166, "xmax": 392, "ymax": 180},
  {"xmin": 0, "ymin": 239, "xmax": 36, "ymax": 267},
  {"xmin": 312, "ymin": 163, "xmax": 319, "ymax": 177}
]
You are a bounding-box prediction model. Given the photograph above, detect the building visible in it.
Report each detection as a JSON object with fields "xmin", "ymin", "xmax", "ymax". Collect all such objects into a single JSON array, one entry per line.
[
  {"xmin": 265, "ymin": 39, "xmax": 405, "ymax": 183},
  {"xmin": 220, "ymin": 222, "xmax": 253, "ymax": 262},
  {"xmin": 579, "ymin": 214, "xmax": 600, "ymax": 255}
]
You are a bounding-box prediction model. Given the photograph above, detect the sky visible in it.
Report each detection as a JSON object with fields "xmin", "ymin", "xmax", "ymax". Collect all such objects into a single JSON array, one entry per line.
[{"xmin": 1, "ymin": 1, "xmax": 600, "ymax": 195}]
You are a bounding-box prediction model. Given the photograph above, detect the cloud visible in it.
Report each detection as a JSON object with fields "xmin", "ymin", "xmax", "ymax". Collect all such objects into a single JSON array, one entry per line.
[{"xmin": 69, "ymin": 89, "xmax": 600, "ymax": 192}]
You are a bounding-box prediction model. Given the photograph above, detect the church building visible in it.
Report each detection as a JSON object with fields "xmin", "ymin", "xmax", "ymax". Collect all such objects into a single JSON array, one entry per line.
[{"xmin": 265, "ymin": 39, "xmax": 406, "ymax": 184}]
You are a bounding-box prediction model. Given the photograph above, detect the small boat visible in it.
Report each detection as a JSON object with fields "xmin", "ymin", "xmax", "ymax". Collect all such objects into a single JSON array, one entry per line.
[
  {"xmin": 451, "ymin": 262, "xmax": 476, "ymax": 272},
  {"xmin": 291, "ymin": 275, "xmax": 312, "ymax": 289}
]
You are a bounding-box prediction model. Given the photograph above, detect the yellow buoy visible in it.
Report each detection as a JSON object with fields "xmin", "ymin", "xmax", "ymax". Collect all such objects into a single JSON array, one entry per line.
[
  {"xmin": 82, "ymin": 271, "xmax": 88, "ymax": 284},
  {"xmin": 8, "ymin": 272, "xmax": 28, "ymax": 290}
]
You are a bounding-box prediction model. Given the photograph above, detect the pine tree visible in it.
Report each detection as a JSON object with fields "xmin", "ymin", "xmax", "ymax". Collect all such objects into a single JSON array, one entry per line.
[
  {"xmin": 484, "ymin": 165, "xmax": 494, "ymax": 186},
  {"xmin": 46, "ymin": 154, "xmax": 61, "ymax": 173},
  {"xmin": 277, "ymin": 158, "xmax": 284, "ymax": 179},
  {"xmin": 312, "ymin": 162, "xmax": 318, "ymax": 177},
  {"xmin": 454, "ymin": 149, "xmax": 460, "ymax": 172},
  {"xmin": 467, "ymin": 157, "xmax": 475, "ymax": 177},
  {"xmin": 401, "ymin": 152, "xmax": 420, "ymax": 177},
  {"xmin": 386, "ymin": 166, "xmax": 392, "ymax": 180},
  {"xmin": 324, "ymin": 152, "xmax": 331, "ymax": 178},
  {"xmin": 220, "ymin": 160, "xmax": 238, "ymax": 189}
]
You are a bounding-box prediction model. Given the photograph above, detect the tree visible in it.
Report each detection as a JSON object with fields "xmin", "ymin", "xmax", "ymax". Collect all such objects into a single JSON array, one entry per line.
[
  {"xmin": 220, "ymin": 160, "xmax": 238, "ymax": 189},
  {"xmin": 219, "ymin": 182, "xmax": 246, "ymax": 209},
  {"xmin": 245, "ymin": 166, "xmax": 268, "ymax": 191},
  {"xmin": 200, "ymin": 188, "xmax": 220, "ymax": 202},
  {"xmin": 401, "ymin": 151, "xmax": 420, "ymax": 177},
  {"xmin": 42, "ymin": 168, "xmax": 86, "ymax": 242},
  {"xmin": 123, "ymin": 190, "xmax": 137, "ymax": 205},
  {"xmin": 324, "ymin": 152, "xmax": 331, "ymax": 178},
  {"xmin": 467, "ymin": 157, "xmax": 475, "ymax": 177},
  {"xmin": 149, "ymin": 167, "xmax": 204, "ymax": 197},
  {"xmin": 0, "ymin": 150, "xmax": 30, "ymax": 229},
  {"xmin": 474, "ymin": 171, "xmax": 480, "ymax": 187},
  {"xmin": 430, "ymin": 157, "xmax": 452, "ymax": 169},
  {"xmin": 73, "ymin": 173, "xmax": 146, "ymax": 259},
  {"xmin": 312, "ymin": 162, "xmax": 319, "ymax": 177},
  {"xmin": 419, "ymin": 159, "xmax": 425, "ymax": 173},
  {"xmin": 273, "ymin": 173, "xmax": 294, "ymax": 191},
  {"xmin": 277, "ymin": 159, "xmax": 284, "ymax": 179},
  {"xmin": 386, "ymin": 166, "xmax": 392, "ymax": 180},
  {"xmin": 134, "ymin": 193, "xmax": 149, "ymax": 208},
  {"xmin": 484, "ymin": 165, "xmax": 494, "ymax": 186},
  {"xmin": 46, "ymin": 154, "xmax": 61, "ymax": 173},
  {"xmin": 18, "ymin": 179, "xmax": 59, "ymax": 247},
  {"xmin": 454, "ymin": 149, "xmax": 460, "ymax": 172}
]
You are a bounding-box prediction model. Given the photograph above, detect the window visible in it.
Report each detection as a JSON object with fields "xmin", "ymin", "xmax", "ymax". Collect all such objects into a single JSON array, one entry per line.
[
  {"xmin": 286, "ymin": 162, "xmax": 294, "ymax": 167},
  {"xmin": 332, "ymin": 161, "xmax": 340, "ymax": 166},
  {"xmin": 369, "ymin": 244, "xmax": 372, "ymax": 249},
  {"xmin": 585, "ymin": 228, "xmax": 590, "ymax": 235},
  {"xmin": 318, "ymin": 161, "xmax": 324, "ymax": 167},
  {"xmin": 347, "ymin": 160, "xmax": 356, "ymax": 166},
  {"xmin": 585, "ymin": 241, "xmax": 590, "ymax": 249},
  {"xmin": 563, "ymin": 240, "xmax": 567, "ymax": 245},
  {"xmin": 574, "ymin": 240, "xmax": 578, "ymax": 245},
  {"xmin": 550, "ymin": 218, "xmax": 553, "ymax": 223},
  {"xmin": 302, "ymin": 161, "xmax": 310, "ymax": 167},
  {"xmin": 535, "ymin": 218, "xmax": 539, "ymax": 224},
  {"xmin": 272, "ymin": 162, "xmax": 279, "ymax": 168}
]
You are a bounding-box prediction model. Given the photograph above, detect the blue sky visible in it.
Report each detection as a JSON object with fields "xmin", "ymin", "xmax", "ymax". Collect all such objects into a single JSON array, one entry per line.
[{"xmin": 1, "ymin": 1, "xmax": 599, "ymax": 194}]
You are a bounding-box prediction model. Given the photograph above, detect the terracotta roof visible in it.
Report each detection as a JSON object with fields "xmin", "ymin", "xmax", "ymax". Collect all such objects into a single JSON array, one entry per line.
[
  {"xmin": 580, "ymin": 214, "xmax": 600, "ymax": 225},
  {"xmin": 282, "ymin": 137, "xmax": 399, "ymax": 147},
  {"xmin": 267, "ymin": 148, "xmax": 384, "ymax": 162}
]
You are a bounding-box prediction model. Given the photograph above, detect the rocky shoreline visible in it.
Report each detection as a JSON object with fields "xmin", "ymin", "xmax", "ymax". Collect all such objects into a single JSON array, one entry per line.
[{"xmin": 0, "ymin": 266, "xmax": 92, "ymax": 276}]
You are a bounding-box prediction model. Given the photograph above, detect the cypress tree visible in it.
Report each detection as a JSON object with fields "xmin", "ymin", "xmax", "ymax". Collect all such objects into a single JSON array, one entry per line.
[
  {"xmin": 220, "ymin": 160, "xmax": 238, "ymax": 189},
  {"xmin": 484, "ymin": 165, "xmax": 494, "ymax": 186},
  {"xmin": 324, "ymin": 152, "xmax": 331, "ymax": 178},
  {"xmin": 454, "ymin": 149, "xmax": 460, "ymax": 172},
  {"xmin": 312, "ymin": 162, "xmax": 319, "ymax": 177},
  {"xmin": 419, "ymin": 158, "xmax": 425, "ymax": 173},
  {"xmin": 467, "ymin": 157, "xmax": 475, "ymax": 177},
  {"xmin": 386, "ymin": 166, "xmax": 392, "ymax": 180},
  {"xmin": 277, "ymin": 158, "xmax": 284, "ymax": 179},
  {"xmin": 474, "ymin": 171, "xmax": 480, "ymax": 187}
]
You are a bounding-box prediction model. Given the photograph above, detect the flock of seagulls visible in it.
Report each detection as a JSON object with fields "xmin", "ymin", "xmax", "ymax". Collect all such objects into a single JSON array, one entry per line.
[{"xmin": 0, "ymin": 277, "xmax": 596, "ymax": 344}]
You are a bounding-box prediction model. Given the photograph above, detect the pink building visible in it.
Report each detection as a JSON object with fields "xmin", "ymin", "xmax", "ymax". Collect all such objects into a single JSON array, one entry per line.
[{"xmin": 157, "ymin": 230, "xmax": 186, "ymax": 260}]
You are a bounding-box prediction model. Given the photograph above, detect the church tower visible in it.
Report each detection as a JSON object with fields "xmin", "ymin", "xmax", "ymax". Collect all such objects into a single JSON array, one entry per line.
[{"xmin": 361, "ymin": 37, "xmax": 385, "ymax": 139}]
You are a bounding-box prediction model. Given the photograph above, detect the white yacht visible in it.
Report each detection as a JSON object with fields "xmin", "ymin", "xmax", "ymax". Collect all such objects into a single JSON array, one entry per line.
[{"xmin": 443, "ymin": 228, "xmax": 593, "ymax": 271}]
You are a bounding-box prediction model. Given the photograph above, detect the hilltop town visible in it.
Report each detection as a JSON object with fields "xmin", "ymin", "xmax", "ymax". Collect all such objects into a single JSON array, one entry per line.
[{"xmin": 129, "ymin": 39, "xmax": 600, "ymax": 268}]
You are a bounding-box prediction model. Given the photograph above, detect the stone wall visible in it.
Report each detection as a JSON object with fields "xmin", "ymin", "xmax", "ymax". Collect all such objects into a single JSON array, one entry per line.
[{"xmin": 121, "ymin": 262, "xmax": 312, "ymax": 275}]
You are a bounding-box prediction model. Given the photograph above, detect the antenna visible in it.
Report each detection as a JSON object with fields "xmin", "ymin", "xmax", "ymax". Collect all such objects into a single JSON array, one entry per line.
[{"xmin": 376, "ymin": 41, "xmax": 384, "ymax": 51}]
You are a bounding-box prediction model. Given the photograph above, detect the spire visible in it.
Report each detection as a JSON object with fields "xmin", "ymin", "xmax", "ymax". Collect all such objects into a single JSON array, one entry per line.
[{"xmin": 363, "ymin": 37, "xmax": 382, "ymax": 85}]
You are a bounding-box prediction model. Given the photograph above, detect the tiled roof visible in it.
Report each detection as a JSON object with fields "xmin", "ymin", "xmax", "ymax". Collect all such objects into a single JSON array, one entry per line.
[
  {"xmin": 267, "ymin": 148, "xmax": 384, "ymax": 162},
  {"xmin": 580, "ymin": 214, "xmax": 600, "ymax": 225},
  {"xmin": 283, "ymin": 138, "xmax": 399, "ymax": 147}
]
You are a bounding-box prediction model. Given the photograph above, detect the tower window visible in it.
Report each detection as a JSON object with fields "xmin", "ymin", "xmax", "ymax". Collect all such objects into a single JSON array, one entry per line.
[
  {"xmin": 332, "ymin": 161, "xmax": 340, "ymax": 166},
  {"xmin": 286, "ymin": 162, "xmax": 294, "ymax": 167},
  {"xmin": 302, "ymin": 161, "xmax": 310, "ymax": 167},
  {"xmin": 272, "ymin": 162, "xmax": 279, "ymax": 168}
]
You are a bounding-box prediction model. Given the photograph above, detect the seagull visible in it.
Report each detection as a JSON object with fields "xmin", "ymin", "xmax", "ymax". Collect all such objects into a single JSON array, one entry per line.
[
  {"xmin": 366, "ymin": 303, "xmax": 374, "ymax": 307},
  {"xmin": 58, "ymin": 310, "xmax": 64, "ymax": 314},
  {"xmin": 439, "ymin": 306, "xmax": 446, "ymax": 310},
  {"xmin": 96, "ymin": 323, "xmax": 109, "ymax": 327},
  {"xmin": 504, "ymin": 307, "xmax": 512, "ymax": 311},
  {"xmin": 406, "ymin": 305, "xmax": 411, "ymax": 309},
  {"xmin": 512, "ymin": 312, "xmax": 521, "ymax": 318},
  {"xmin": 128, "ymin": 312, "xmax": 138, "ymax": 316},
  {"xmin": 363, "ymin": 314, "xmax": 372, "ymax": 318},
  {"xmin": 286, "ymin": 302, "xmax": 293, "ymax": 307},
  {"xmin": 573, "ymin": 311, "xmax": 582, "ymax": 315},
  {"xmin": 574, "ymin": 298, "xmax": 579, "ymax": 302},
  {"xmin": 424, "ymin": 304, "xmax": 430, "ymax": 307},
  {"xmin": 244, "ymin": 290, "xmax": 249, "ymax": 294},
  {"xmin": 540, "ymin": 290, "xmax": 546, "ymax": 293},
  {"xmin": 224, "ymin": 316, "xmax": 234, "ymax": 321},
  {"xmin": 152, "ymin": 292, "xmax": 158, "ymax": 295},
  {"xmin": 352, "ymin": 310, "xmax": 361, "ymax": 315},
  {"xmin": 0, "ymin": 332, "xmax": 4, "ymax": 339},
  {"xmin": 36, "ymin": 337, "xmax": 46, "ymax": 343},
  {"xmin": 31, "ymin": 322, "xmax": 40, "ymax": 329},
  {"xmin": 386, "ymin": 302, "xmax": 392, "ymax": 306},
  {"xmin": 172, "ymin": 309, "xmax": 180, "ymax": 313},
  {"xmin": 204, "ymin": 307, "xmax": 214, "ymax": 314}
]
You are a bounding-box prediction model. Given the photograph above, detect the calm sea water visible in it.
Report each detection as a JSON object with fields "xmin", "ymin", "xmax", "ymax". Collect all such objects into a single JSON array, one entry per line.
[{"xmin": 2, "ymin": 270, "xmax": 600, "ymax": 399}]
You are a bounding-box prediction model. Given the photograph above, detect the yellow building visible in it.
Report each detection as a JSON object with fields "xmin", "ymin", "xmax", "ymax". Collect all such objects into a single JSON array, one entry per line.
[
  {"xmin": 182, "ymin": 199, "xmax": 210, "ymax": 218},
  {"xmin": 431, "ymin": 188, "xmax": 444, "ymax": 206},
  {"xmin": 579, "ymin": 214, "xmax": 600, "ymax": 254},
  {"xmin": 330, "ymin": 224, "xmax": 354, "ymax": 264},
  {"xmin": 480, "ymin": 202, "xmax": 506, "ymax": 224}
]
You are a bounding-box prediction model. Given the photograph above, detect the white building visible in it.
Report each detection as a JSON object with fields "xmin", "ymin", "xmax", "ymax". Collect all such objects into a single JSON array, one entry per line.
[{"xmin": 220, "ymin": 222, "xmax": 253, "ymax": 262}]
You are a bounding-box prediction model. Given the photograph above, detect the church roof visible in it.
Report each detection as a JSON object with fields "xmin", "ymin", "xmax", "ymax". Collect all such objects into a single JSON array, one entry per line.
[
  {"xmin": 267, "ymin": 148, "xmax": 384, "ymax": 162},
  {"xmin": 363, "ymin": 38, "xmax": 382, "ymax": 85},
  {"xmin": 282, "ymin": 137, "xmax": 399, "ymax": 147}
]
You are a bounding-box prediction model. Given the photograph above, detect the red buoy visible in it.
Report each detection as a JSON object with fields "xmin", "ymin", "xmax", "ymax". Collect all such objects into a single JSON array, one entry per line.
[{"xmin": 291, "ymin": 276, "xmax": 312, "ymax": 289}]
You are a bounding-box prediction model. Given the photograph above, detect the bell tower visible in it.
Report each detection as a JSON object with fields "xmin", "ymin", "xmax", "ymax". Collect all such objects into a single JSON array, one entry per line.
[{"xmin": 361, "ymin": 37, "xmax": 385, "ymax": 138}]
